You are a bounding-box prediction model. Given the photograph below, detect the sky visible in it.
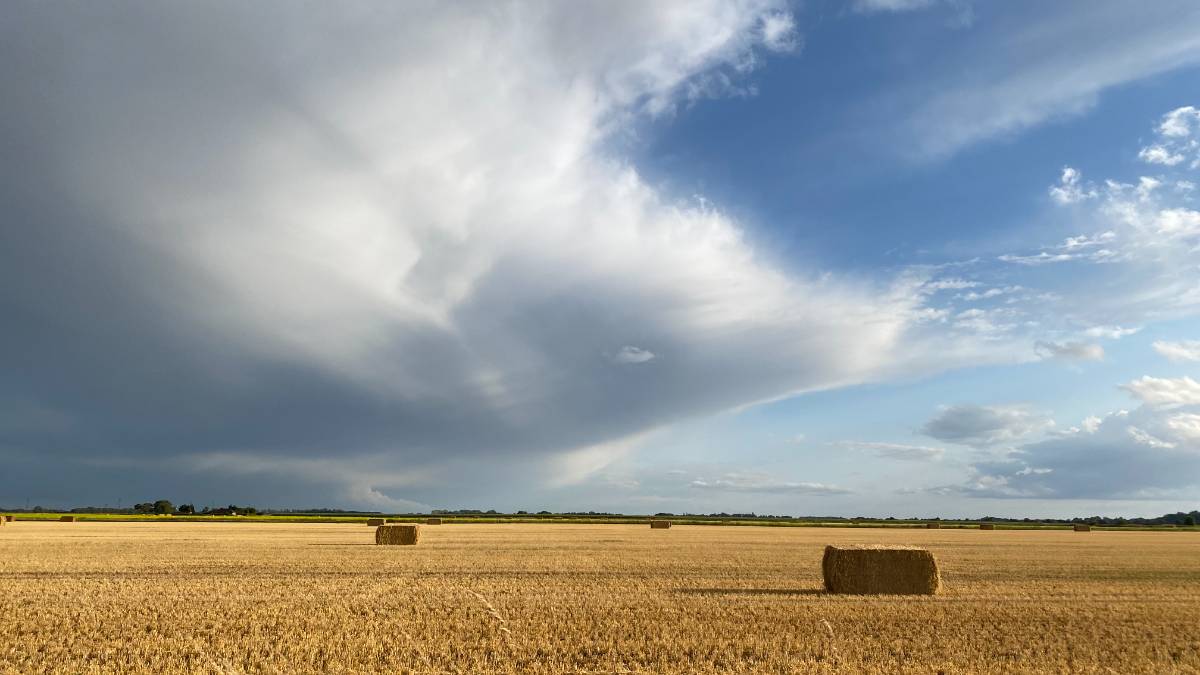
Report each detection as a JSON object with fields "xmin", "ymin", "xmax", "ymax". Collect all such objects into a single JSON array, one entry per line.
[{"xmin": 2, "ymin": 0, "xmax": 1200, "ymax": 517}]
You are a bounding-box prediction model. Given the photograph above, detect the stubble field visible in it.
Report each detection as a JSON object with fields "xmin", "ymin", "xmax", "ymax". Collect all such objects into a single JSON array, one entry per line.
[{"xmin": 1, "ymin": 521, "xmax": 1198, "ymax": 674}]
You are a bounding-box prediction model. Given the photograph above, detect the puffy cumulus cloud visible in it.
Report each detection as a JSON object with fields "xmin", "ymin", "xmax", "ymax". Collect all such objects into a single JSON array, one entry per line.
[
  {"xmin": 1049, "ymin": 167, "xmax": 1098, "ymax": 205},
  {"xmin": 832, "ymin": 441, "xmax": 944, "ymax": 461},
  {"xmin": 0, "ymin": 2, "xmax": 940, "ymax": 508},
  {"xmin": 1121, "ymin": 376, "xmax": 1200, "ymax": 408},
  {"xmin": 1140, "ymin": 106, "xmax": 1200, "ymax": 169},
  {"xmin": 920, "ymin": 404, "xmax": 1054, "ymax": 448},
  {"xmin": 1034, "ymin": 341, "xmax": 1104, "ymax": 362},
  {"xmin": 1153, "ymin": 340, "xmax": 1200, "ymax": 362},
  {"xmin": 689, "ymin": 473, "xmax": 852, "ymax": 495},
  {"xmin": 943, "ymin": 405, "xmax": 1200, "ymax": 499}
]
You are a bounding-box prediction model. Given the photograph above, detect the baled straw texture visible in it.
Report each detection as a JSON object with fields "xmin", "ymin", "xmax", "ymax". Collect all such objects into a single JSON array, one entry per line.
[
  {"xmin": 822, "ymin": 545, "xmax": 941, "ymax": 595},
  {"xmin": 426, "ymin": 518, "xmax": 442, "ymax": 525},
  {"xmin": 3, "ymin": 515, "xmax": 13, "ymax": 522},
  {"xmin": 366, "ymin": 518, "xmax": 386, "ymax": 527},
  {"xmin": 59, "ymin": 515, "xmax": 77, "ymax": 522},
  {"xmin": 980, "ymin": 523, "xmax": 995, "ymax": 530},
  {"xmin": 376, "ymin": 524, "xmax": 421, "ymax": 545},
  {"xmin": 650, "ymin": 520, "xmax": 672, "ymax": 529},
  {"xmin": 1074, "ymin": 524, "xmax": 1091, "ymax": 532},
  {"xmin": 926, "ymin": 522, "xmax": 941, "ymax": 529}
]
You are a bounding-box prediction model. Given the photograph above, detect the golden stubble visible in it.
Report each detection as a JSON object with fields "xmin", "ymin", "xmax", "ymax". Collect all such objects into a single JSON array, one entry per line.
[{"xmin": 1, "ymin": 522, "xmax": 1198, "ymax": 674}]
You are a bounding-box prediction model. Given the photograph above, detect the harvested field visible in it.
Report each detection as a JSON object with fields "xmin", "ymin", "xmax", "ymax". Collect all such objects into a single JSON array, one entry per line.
[{"xmin": 1, "ymin": 522, "xmax": 1198, "ymax": 673}]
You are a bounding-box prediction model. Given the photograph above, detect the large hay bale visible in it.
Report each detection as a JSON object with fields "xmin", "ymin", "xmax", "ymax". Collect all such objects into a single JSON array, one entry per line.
[
  {"xmin": 925, "ymin": 522, "xmax": 941, "ymax": 529},
  {"xmin": 376, "ymin": 524, "xmax": 420, "ymax": 545},
  {"xmin": 3, "ymin": 515, "xmax": 13, "ymax": 522},
  {"xmin": 426, "ymin": 518, "xmax": 442, "ymax": 525},
  {"xmin": 1074, "ymin": 524, "xmax": 1091, "ymax": 532},
  {"xmin": 650, "ymin": 520, "xmax": 671, "ymax": 529},
  {"xmin": 59, "ymin": 515, "xmax": 77, "ymax": 522},
  {"xmin": 366, "ymin": 518, "xmax": 386, "ymax": 526},
  {"xmin": 822, "ymin": 545, "xmax": 941, "ymax": 595},
  {"xmin": 979, "ymin": 523, "xmax": 995, "ymax": 530}
]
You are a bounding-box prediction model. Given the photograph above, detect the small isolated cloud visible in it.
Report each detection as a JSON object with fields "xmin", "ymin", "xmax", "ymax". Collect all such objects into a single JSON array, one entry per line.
[
  {"xmin": 1153, "ymin": 340, "xmax": 1200, "ymax": 362},
  {"xmin": 1121, "ymin": 375, "xmax": 1200, "ymax": 408},
  {"xmin": 1083, "ymin": 325, "xmax": 1141, "ymax": 339},
  {"xmin": 760, "ymin": 12, "xmax": 800, "ymax": 53},
  {"xmin": 1139, "ymin": 106, "xmax": 1200, "ymax": 169},
  {"xmin": 921, "ymin": 404, "xmax": 1053, "ymax": 448},
  {"xmin": 1034, "ymin": 340, "xmax": 1104, "ymax": 362},
  {"xmin": 833, "ymin": 441, "xmax": 944, "ymax": 461},
  {"xmin": 689, "ymin": 472, "xmax": 852, "ymax": 495},
  {"xmin": 852, "ymin": 0, "xmax": 937, "ymax": 13},
  {"xmin": 1049, "ymin": 166, "xmax": 1097, "ymax": 205},
  {"xmin": 610, "ymin": 345, "xmax": 656, "ymax": 365}
]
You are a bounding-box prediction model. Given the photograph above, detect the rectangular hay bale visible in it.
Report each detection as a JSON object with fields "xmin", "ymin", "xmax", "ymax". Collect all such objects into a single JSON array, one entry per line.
[
  {"xmin": 366, "ymin": 518, "xmax": 386, "ymax": 526},
  {"xmin": 925, "ymin": 522, "xmax": 940, "ymax": 529},
  {"xmin": 650, "ymin": 520, "xmax": 671, "ymax": 529},
  {"xmin": 822, "ymin": 545, "xmax": 940, "ymax": 595},
  {"xmin": 59, "ymin": 515, "xmax": 77, "ymax": 522},
  {"xmin": 376, "ymin": 524, "xmax": 420, "ymax": 545},
  {"xmin": 1074, "ymin": 524, "xmax": 1091, "ymax": 532},
  {"xmin": 426, "ymin": 518, "xmax": 442, "ymax": 525},
  {"xmin": 3, "ymin": 515, "xmax": 13, "ymax": 522},
  {"xmin": 980, "ymin": 523, "xmax": 995, "ymax": 530}
]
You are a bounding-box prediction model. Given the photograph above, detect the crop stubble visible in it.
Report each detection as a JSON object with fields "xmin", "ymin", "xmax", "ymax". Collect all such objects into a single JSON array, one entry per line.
[{"xmin": 1, "ymin": 522, "xmax": 1198, "ymax": 673}]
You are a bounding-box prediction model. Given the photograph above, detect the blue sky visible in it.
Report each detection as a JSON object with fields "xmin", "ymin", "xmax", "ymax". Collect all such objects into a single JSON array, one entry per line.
[{"xmin": 2, "ymin": 0, "xmax": 1200, "ymax": 516}]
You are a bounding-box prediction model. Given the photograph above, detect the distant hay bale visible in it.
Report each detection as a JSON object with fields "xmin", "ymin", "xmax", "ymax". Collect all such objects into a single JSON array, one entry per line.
[
  {"xmin": 3, "ymin": 515, "xmax": 13, "ymax": 522},
  {"xmin": 376, "ymin": 524, "xmax": 420, "ymax": 545},
  {"xmin": 650, "ymin": 520, "xmax": 671, "ymax": 529},
  {"xmin": 925, "ymin": 522, "xmax": 941, "ymax": 529},
  {"xmin": 59, "ymin": 515, "xmax": 77, "ymax": 522},
  {"xmin": 822, "ymin": 545, "xmax": 941, "ymax": 595},
  {"xmin": 1074, "ymin": 524, "xmax": 1091, "ymax": 532},
  {"xmin": 980, "ymin": 523, "xmax": 995, "ymax": 530},
  {"xmin": 426, "ymin": 518, "xmax": 442, "ymax": 525},
  {"xmin": 385, "ymin": 518, "xmax": 400, "ymax": 523},
  {"xmin": 366, "ymin": 518, "xmax": 385, "ymax": 526}
]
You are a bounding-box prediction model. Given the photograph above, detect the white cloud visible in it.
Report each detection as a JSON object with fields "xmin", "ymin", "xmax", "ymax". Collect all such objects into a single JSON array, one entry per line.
[
  {"xmin": 760, "ymin": 12, "xmax": 800, "ymax": 52},
  {"xmin": 1159, "ymin": 105, "xmax": 1200, "ymax": 137},
  {"xmin": 1121, "ymin": 376, "xmax": 1200, "ymax": 408},
  {"xmin": 900, "ymin": 5, "xmax": 1200, "ymax": 159},
  {"xmin": 1049, "ymin": 166, "xmax": 1097, "ymax": 205},
  {"xmin": 1155, "ymin": 208, "xmax": 1200, "ymax": 238},
  {"xmin": 1083, "ymin": 325, "xmax": 1141, "ymax": 339},
  {"xmin": 1034, "ymin": 340, "xmax": 1104, "ymax": 362},
  {"xmin": 1153, "ymin": 340, "xmax": 1200, "ymax": 362},
  {"xmin": 833, "ymin": 440, "xmax": 944, "ymax": 461},
  {"xmin": 611, "ymin": 346, "xmax": 656, "ymax": 365},
  {"xmin": 921, "ymin": 404, "xmax": 1053, "ymax": 448},
  {"xmin": 689, "ymin": 472, "xmax": 852, "ymax": 495},
  {"xmin": 852, "ymin": 0, "xmax": 938, "ymax": 12},
  {"xmin": 1139, "ymin": 145, "xmax": 1185, "ymax": 166}
]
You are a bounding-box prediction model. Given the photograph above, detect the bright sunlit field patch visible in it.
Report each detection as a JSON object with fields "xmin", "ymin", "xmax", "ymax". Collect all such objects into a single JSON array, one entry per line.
[{"xmin": 2, "ymin": 522, "xmax": 1198, "ymax": 673}]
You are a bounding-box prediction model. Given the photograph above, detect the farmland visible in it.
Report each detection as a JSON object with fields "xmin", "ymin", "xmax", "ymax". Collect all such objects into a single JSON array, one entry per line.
[{"xmin": 2, "ymin": 522, "xmax": 1198, "ymax": 673}]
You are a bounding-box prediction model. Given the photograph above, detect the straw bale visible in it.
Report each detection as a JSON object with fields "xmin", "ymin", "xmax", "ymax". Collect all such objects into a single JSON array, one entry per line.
[
  {"xmin": 426, "ymin": 518, "xmax": 443, "ymax": 525},
  {"xmin": 366, "ymin": 518, "xmax": 386, "ymax": 526},
  {"xmin": 376, "ymin": 524, "xmax": 420, "ymax": 545},
  {"xmin": 822, "ymin": 544, "xmax": 940, "ymax": 595},
  {"xmin": 1074, "ymin": 524, "xmax": 1091, "ymax": 532},
  {"xmin": 650, "ymin": 520, "xmax": 671, "ymax": 529},
  {"xmin": 979, "ymin": 523, "xmax": 995, "ymax": 530}
]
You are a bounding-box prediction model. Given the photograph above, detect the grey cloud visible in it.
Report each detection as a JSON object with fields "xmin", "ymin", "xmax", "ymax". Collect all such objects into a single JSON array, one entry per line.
[
  {"xmin": 921, "ymin": 404, "xmax": 1053, "ymax": 448},
  {"xmin": 1034, "ymin": 341, "xmax": 1104, "ymax": 362},
  {"xmin": 0, "ymin": 2, "xmax": 924, "ymax": 508},
  {"xmin": 944, "ymin": 406, "xmax": 1200, "ymax": 499}
]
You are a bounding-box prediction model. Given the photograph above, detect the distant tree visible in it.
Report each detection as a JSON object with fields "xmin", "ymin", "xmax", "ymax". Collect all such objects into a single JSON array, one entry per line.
[
  {"xmin": 152, "ymin": 500, "xmax": 173, "ymax": 515},
  {"xmin": 1185, "ymin": 515, "xmax": 1196, "ymax": 527},
  {"xmin": 133, "ymin": 502, "xmax": 154, "ymax": 514},
  {"xmin": 177, "ymin": 504, "xmax": 195, "ymax": 515}
]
